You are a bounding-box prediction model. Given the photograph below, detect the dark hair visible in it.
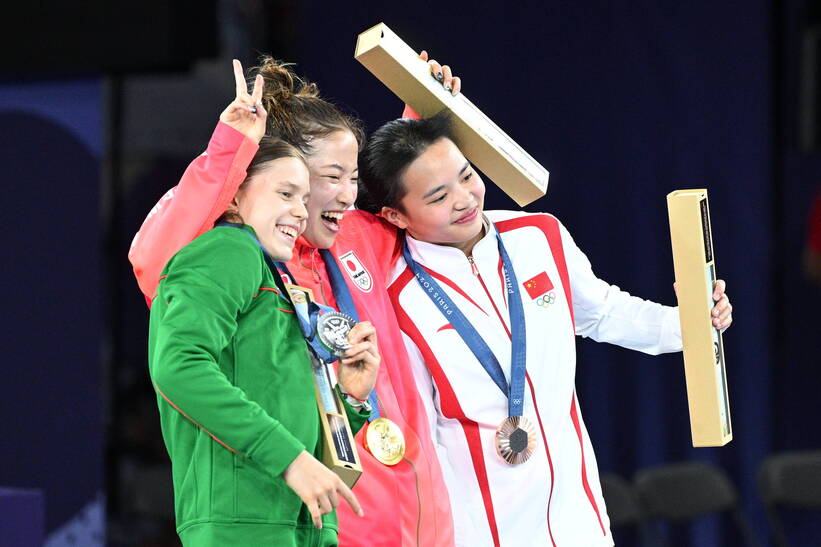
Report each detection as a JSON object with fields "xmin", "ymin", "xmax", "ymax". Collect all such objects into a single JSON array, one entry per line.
[
  {"xmin": 218, "ymin": 137, "xmax": 307, "ymax": 224},
  {"xmin": 251, "ymin": 56, "xmax": 365, "ymax": 154},
  {"xmin": 357, "ymin": 111, "xmax": 456, "ymax": 213}
]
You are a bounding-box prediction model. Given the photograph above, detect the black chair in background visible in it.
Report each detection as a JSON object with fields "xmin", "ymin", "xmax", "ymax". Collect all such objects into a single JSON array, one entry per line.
[
  {"xmin": 757, "ymin": 450, "xmax": 821, "ymax": 547},
  {"xmin": 633, "ymin": 461, "xmax": 762, "ymax": 547},
  {"xmin": 601, "ymin": 472, "xmax": 643, "ymax": 526},
  {"xmin": 600, "ymin": 471, "xmax": 656, "ymax": 545}
]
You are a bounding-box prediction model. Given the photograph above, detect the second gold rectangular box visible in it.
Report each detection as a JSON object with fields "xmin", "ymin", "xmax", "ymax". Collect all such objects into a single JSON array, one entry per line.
[{"xmin": 667, "ymin": 189, "xmax": 732, "ymax": 447}]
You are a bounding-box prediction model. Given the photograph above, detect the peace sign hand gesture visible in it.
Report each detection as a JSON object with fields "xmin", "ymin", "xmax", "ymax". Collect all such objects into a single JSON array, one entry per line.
[{"xmin": 219, "ymin": 59, "xmax": 267, "ymax": 144}]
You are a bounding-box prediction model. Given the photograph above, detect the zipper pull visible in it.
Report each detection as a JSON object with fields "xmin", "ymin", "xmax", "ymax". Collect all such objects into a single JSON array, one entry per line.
[{"xmin": 468, "ymin": 255, "xmax": 479, "ymax": 276}]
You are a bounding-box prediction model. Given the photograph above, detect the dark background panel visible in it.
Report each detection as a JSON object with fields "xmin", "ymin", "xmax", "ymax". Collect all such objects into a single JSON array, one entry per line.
[
  {"xmin": 2, "ymin": 1, "xmax": 218, "ymax": 75},
  {"xmin": 0, "ymin": 112, "xmax": 103, "ymax": 533}
]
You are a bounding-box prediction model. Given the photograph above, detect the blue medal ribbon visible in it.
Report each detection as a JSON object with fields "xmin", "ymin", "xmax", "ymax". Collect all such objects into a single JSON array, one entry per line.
[
  {"xmin": 319, "ymin": 249, "xmax": 381, "ymax": 420},
  {"xmin": 401, "ymin": 229, "xmax": 528, "ymax": 418}
]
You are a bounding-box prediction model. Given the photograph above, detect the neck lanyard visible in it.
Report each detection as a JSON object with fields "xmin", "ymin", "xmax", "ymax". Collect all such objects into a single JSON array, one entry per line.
[
  {"xmin": 319, "ymin": 248, "xmax": 381, "ymax": 420},
  {"xmin": 401, "ymin": 230, "xmax": 527, "ymax": 418}
]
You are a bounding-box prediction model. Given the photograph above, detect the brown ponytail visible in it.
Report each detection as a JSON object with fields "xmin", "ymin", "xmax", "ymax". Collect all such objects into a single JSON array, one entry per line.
[{"xmin": 250, "ymin": 56, "xmax": 365, "ymax": 155}]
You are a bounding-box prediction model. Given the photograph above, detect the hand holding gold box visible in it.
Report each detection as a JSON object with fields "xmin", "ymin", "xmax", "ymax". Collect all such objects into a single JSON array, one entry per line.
[
  {"xmin": 308, "ymin": 352, "xmax": 363, "ymax": 488},
  {"xmin": 355, "ymin": 23, "xmax": 549, "ymax": 206},
  {"xmin": 667, "ymin": 189, "xmax": 732, "ymax": 447}
]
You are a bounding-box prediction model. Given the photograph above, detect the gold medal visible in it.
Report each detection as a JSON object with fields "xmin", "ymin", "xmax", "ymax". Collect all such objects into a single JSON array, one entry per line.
[
  {"xmin": 364, "ymin": 417, "xmax": 406, "ymax": 466},
  {"xmin": 495, "ymin": 416, "xmax": 537, "ymax": 465}
]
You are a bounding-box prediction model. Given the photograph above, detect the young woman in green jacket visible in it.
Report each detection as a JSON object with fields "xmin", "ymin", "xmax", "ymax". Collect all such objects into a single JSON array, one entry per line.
[{"xmin": 148, "ymin": 70, "xmax": 380, "ymax": 545}]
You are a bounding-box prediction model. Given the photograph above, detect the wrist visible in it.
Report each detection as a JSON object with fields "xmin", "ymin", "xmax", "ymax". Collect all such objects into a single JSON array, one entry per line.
[
  {"xmin": 337, "ymin": 385, "xmax": 372, "ymax": 410},
  {"xmin": 346, "ymin": 392, "xmax": 369, "ymax": 403},
  {"xmin": 282, "ymin": 449, "xmax": 310, "ymax": 478}
]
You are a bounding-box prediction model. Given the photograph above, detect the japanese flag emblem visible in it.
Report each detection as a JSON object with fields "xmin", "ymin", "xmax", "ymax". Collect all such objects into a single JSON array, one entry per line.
[
  {"xmin": 338, "ymin": 251, "xmax": 373, "ymax": 293},
  {"xmin": 523, "ymin": 271, "xmax": 556, "ymax": 308}
]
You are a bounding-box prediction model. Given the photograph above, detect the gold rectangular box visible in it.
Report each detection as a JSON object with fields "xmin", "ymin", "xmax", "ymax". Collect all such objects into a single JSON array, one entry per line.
[
  {"xmin": 355, "ymin": 23, "xmax": 549, "ymax": 207},
  {"xmin": 311, "ymin": 356, "xmax": 363, "ymax": 489},
  {"xmin": 667, "ymin": 189, "xmax": 732, "ymax": 447},
  {"xmin": 287, "ymin": 284, "xmax": 363, "ymax": 487}
]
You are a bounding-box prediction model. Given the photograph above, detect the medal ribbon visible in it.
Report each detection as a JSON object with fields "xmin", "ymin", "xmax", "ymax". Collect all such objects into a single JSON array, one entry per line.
[
  {"xmin": 401, "ymin": 229, "xmax": 527, "ymax": 418},
  {"xmin": 216, "ymin": 223, "xmax": 337, "ymax": 363},
  {"xmin": 319, "ymin": 249, "xmax": 381, "ymax": 420}
]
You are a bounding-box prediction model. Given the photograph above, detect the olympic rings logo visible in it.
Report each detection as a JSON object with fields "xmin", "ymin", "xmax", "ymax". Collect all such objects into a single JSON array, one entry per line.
[{"xmin": 535, "ymin": 292, "xmax": 557, "ymax": 307}]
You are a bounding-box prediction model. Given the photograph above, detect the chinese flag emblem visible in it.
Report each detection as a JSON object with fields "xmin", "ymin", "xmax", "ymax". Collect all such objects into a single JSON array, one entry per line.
[{"xmin": 523, "ymin": 271, "xmax": 554, "ymax": 299}]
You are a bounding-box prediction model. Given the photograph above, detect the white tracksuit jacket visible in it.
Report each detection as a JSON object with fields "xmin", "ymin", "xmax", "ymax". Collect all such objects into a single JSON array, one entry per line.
[{"xmin": 387, "ymin": 211, "xmax": 682, "ymax": 547}]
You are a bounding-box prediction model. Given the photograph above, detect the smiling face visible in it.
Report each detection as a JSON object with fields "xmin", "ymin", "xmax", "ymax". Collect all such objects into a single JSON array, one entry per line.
[
  {"xmin": 233, "ymin": 156, "xmax": 311, "ymax": 261},
  {"xmin": 382, "ymin": 137, "xmax": 486, "ymax": 254},
  {"xmin": 302, "ymin": 130, "xmax": 360, "ymax": 249}
]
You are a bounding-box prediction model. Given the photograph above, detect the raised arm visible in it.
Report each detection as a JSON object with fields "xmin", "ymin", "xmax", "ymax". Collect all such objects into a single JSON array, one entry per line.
[
  {"xmin": 129, "ymin": 60, "xmax": 267, "ymax": 304},
  {"xmin": 401, "ymin": 50, "xmax": 462, "ymax": 119}
]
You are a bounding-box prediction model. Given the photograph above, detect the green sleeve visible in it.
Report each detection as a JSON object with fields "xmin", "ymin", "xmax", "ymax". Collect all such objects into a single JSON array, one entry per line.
[
  {"xmin": 336, "ymin": 385, "xmax": 371, "ymax": 435},
  {"xmin": 149, "ymin": 230, "xmax": 305, "ymax": 477}
]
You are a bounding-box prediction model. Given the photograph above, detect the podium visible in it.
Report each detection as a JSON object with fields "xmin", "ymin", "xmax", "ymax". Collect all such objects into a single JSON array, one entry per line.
[{"xmin": 0, "ymin": 487, "xmax": 44, "ymax": 547}]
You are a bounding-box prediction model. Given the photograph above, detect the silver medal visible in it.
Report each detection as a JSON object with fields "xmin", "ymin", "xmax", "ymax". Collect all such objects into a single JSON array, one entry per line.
[{"xmin": 317, "ymin": 311, "xmax": 357, "ymax": 356}]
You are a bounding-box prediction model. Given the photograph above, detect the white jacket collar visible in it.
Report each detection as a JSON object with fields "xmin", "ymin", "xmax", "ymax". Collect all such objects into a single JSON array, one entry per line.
[{"xmin": 404, "ymin": 215, "xmax": 497, "ymax": 268}]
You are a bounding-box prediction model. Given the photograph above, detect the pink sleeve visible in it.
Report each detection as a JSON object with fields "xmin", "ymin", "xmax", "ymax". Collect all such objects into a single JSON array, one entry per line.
[
  {"xmin": 128, "ymin": 122, "xmax": 259, "ymax": 305},
  {"xmin": 401, "ymin": 104, "xmax": 422, "ymax": 119}
]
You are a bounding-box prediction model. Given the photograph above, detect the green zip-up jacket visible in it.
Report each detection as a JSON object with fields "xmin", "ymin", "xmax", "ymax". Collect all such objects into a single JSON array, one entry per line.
[{"xmin": 148, "ymin": 226, "xmax": 368, "ymax": 546}]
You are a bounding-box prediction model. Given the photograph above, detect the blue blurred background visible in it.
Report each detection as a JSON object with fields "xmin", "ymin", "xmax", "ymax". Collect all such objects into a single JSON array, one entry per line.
[{"xmin": 1, "ymin": 1, "xmax": 819, "ymax": 545}]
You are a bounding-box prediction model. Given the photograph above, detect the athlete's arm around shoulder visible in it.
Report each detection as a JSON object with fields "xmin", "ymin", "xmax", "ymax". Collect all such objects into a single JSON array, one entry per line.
[
  {"xmin": 488, "ymin": 210, "xmax": 681, "ymax": 354},
  {"xmin": 129, "ymin": 123, "xmax": 258, "ymax": 303},
  {"xmin": 129, "ymin": 60, "xmax": 267, "ymax": 305},
  {"xmin": 340, "ymin": 209, "xmax": 403, "ymax": 269}
]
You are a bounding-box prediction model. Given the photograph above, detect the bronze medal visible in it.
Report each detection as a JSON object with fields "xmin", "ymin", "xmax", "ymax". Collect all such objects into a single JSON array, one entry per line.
[
  {"xmin": 495, "ymin": 416, "xmax": 537, "ymax": 465},
  {"xmin": 317, "ymin": 311, "xmax": 357, "ymax": 356},
  {"xmin": 364, "ymin": 417, "xmax": 406, "ymax": 466}
]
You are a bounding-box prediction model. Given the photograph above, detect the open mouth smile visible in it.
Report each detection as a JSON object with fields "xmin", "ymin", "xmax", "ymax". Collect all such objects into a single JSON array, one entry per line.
[
  {"xmin": 276, "ymin": 224, "xmax": 299, "ymax": 242},
  {"xmin": 320, "ymin": 211, "xmax": 344, "ymax": 233}
]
